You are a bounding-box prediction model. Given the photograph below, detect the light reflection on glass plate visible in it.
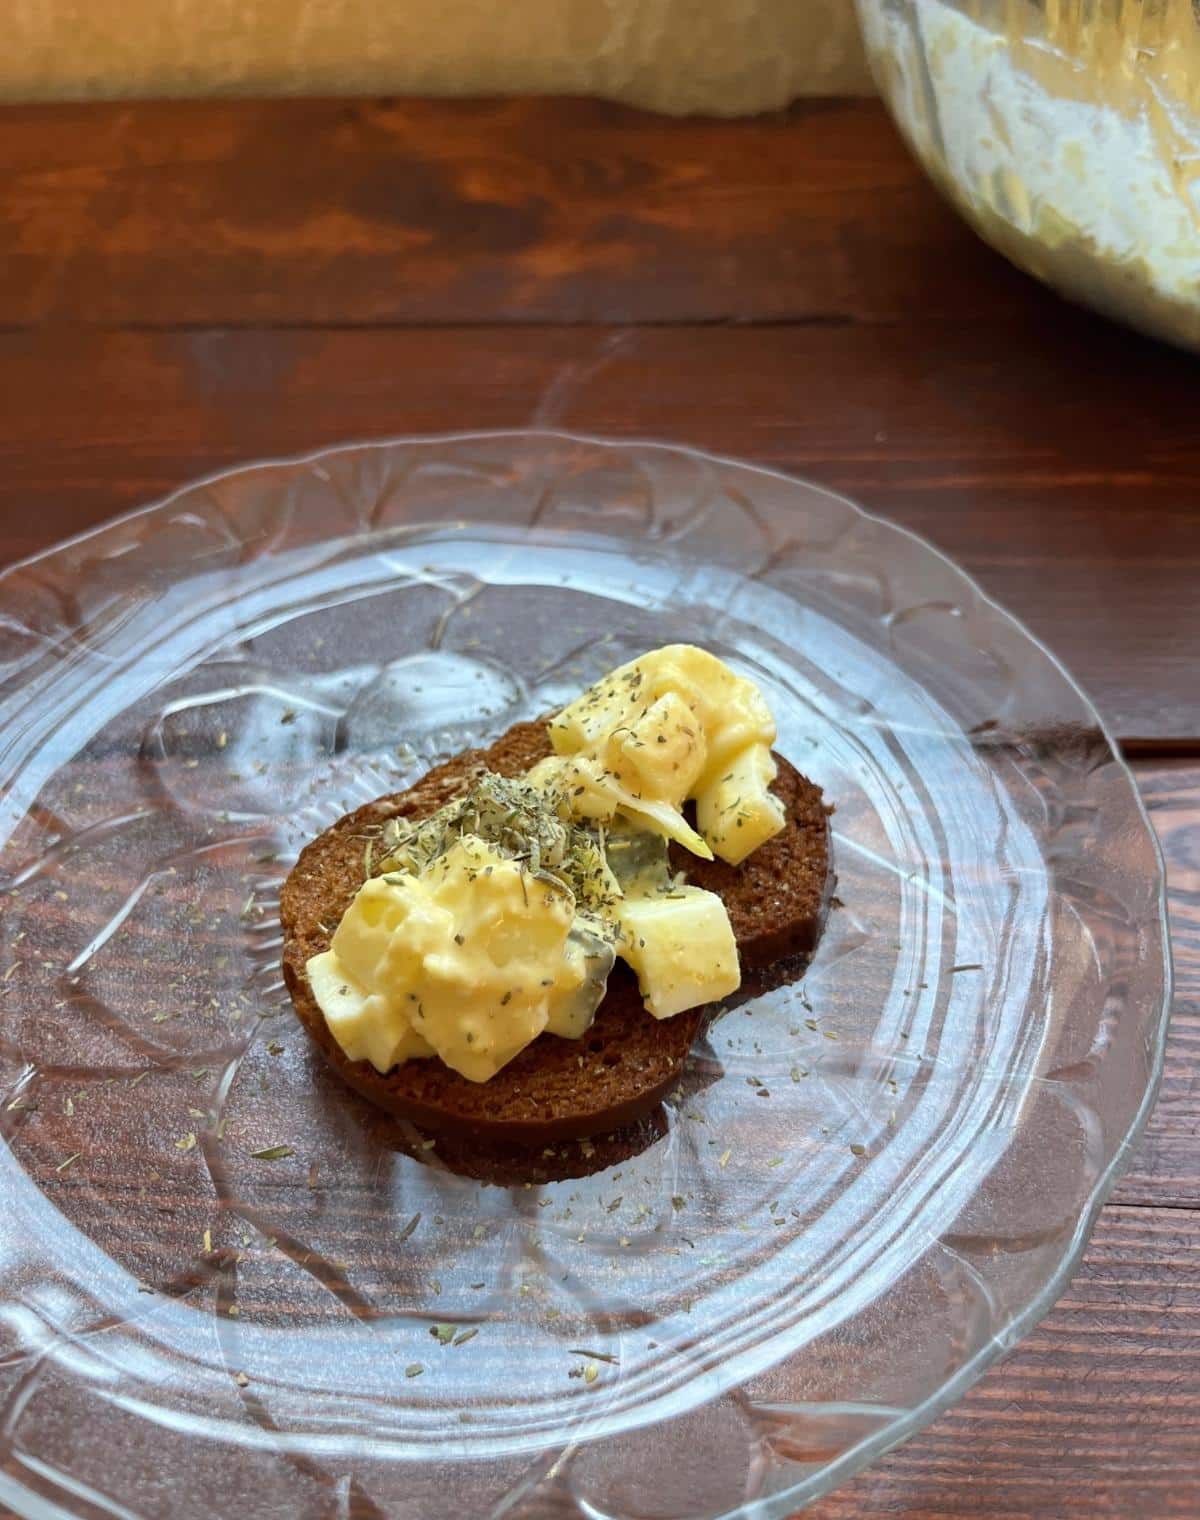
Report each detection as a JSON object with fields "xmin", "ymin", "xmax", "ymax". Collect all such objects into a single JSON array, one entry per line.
[{"xmin": 0, "ymin": 433, "xmax": 1169, "ymax": 1519}]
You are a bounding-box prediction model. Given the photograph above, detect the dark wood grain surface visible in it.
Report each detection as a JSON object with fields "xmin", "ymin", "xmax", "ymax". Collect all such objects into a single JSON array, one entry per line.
[
  {"xmin": 0, "ymin": 94, "xmax": 1196, "ymax": 1519},
  {"xmin": 0, "ymin": 96, "xmax": 1033, "ymax": 328}
]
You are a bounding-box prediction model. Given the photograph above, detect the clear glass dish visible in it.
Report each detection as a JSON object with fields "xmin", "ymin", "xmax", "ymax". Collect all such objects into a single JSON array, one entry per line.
[
  {"xmin": 0, "ymin": 433, "xmax": 1170, "ymax": 1518},
  {"xmin": 857, "ymin": 0, "xmax": 1200, "ymax": 351}
]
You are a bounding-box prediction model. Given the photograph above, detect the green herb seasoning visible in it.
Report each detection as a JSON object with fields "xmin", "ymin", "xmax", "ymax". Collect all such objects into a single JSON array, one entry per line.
[{"xmin": 376, "ymin": 771, "xmax": 620, "ymax": 924}]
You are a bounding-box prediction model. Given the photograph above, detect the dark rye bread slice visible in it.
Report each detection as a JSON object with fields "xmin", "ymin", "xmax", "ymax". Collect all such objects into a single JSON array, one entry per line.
[{"xmin": 280, "ymin": 721, "xmax": 833, "ymax": 1145}]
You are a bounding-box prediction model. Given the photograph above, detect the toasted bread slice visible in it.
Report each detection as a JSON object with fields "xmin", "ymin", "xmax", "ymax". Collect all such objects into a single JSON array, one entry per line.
[{"xmin": 280, "ymin": 721, "xmax": 832, "ymax": 1145}]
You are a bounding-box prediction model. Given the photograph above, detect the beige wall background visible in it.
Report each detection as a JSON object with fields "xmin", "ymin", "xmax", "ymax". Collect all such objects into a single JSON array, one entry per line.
[{"xmin": 2, "ymin": 0, "xmax": 873, "ymax": 112}]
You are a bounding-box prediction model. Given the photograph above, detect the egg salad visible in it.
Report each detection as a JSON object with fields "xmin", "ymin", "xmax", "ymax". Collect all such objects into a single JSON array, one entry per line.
[{"xmin": 306, "ymin": 645, "xmax": 784, "ymax": 1082}]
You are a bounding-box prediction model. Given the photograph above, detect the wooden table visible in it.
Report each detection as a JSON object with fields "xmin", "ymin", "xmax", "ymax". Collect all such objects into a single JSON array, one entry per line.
[{"xmin": 1, "ymin": 95, "xmax": 1196, "ymax": 1518}]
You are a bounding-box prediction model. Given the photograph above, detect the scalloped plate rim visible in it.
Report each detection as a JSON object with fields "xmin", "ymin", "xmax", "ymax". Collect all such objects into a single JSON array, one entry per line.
[{"xmin": 0, "ymin": 429, "xmax": 1173, "ymax": 1519}]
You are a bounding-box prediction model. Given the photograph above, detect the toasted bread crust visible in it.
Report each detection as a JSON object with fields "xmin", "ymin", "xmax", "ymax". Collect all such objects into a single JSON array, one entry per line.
[{"xmin": 280, "ymin": 721, "xmax": 832, "ymax": 1144}]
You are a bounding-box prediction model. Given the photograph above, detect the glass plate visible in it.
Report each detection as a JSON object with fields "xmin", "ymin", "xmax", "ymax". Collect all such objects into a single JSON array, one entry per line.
[{"xmin": 0, "ymin": 433, "xmax": 1170, "ymax": 1519}]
